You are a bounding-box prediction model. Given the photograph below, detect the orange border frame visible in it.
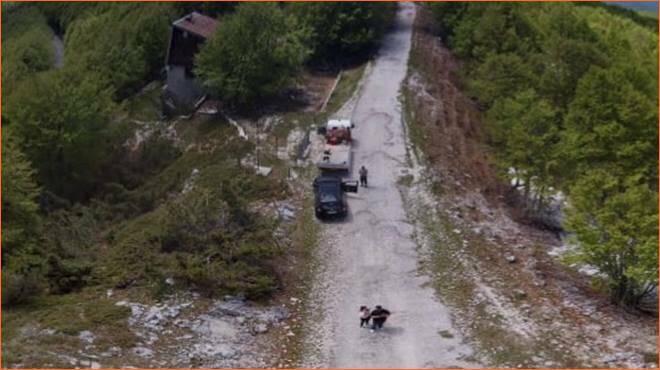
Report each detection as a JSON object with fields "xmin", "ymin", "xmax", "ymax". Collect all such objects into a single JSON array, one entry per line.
[{"xmin": 0, "ymin": 0, "xmax": 658, "ymax": 369}]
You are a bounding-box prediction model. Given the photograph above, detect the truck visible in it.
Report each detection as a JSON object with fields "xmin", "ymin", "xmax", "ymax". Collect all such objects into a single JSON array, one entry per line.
[
  {"xmin": 316, "ymin": 119, "xmax": 354, "ymax": 171},
  {"xmin": 313, "ymin": 176, "xmax": 358, "ymax": 219}
]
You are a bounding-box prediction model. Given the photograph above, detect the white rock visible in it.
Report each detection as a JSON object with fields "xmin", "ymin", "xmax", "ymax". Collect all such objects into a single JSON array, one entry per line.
[
  {"xmin": 254, "ymin": 323, "xmax": 268, "ymax": 334},
  {"xmin": 78, "ymin": 330, "xmax": 96, "ymax": 344},
  {"xmin": 133, "ymin": 347, "xmax": 154, "ymax": 358}
]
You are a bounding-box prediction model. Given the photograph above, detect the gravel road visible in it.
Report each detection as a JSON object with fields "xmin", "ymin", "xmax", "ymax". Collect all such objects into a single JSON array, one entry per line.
[{"xmin": 301, "ymin": 4, "xmax": 478, "ymax": 368}]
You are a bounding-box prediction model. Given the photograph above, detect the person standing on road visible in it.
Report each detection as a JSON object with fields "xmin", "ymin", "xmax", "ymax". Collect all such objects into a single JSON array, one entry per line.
[
  {"xmin": 359, "ymin": 306, "xmax": 371, "ymax": 328},
  {"xmin": 370, "ymin": 305, "xmax": 390, "ymax": 331},
  {"xmin": 359, "ymin": 166, "xmax": 368, "ymax": 188}
]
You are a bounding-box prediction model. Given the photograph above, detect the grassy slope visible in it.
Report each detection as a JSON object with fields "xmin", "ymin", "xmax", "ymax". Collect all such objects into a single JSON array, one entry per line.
[{"xmin": 2, "ymin": 60, "xmax": 368, "ymax": 367}]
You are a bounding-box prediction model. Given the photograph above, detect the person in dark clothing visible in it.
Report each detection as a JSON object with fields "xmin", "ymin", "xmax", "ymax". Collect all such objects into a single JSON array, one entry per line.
[
  {"xmin": 359, "ymin": 166, "xmax": 368, "ymax": 187},
  {"xmin": 370, "ymin": 305, "xmax": 391, "ymax": 330},
  {"xmin": 359, "ymin": 305, "xmax": 371, "ymax": 328}
]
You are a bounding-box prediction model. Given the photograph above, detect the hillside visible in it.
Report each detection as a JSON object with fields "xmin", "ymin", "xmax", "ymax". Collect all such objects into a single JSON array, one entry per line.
[{"xmin": 2, "ymin": 2, "xmax": 657, "ymax": 368}]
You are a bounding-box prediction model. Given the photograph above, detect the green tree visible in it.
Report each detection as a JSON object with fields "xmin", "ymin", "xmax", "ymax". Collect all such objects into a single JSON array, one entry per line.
[
  {"xmin": 1, "ymin": 129, "xmax": 41, "ymax": 262},
  {"xmin": 468, "ymin": 52, "xmax": 536, "ymax": 107},
  {"xmin": 561, "ymin": 63, "xmax": 658, "ymax": 187},
  {"xmin": 195, "ymin": 2, "xmax": 310, "ymax": 105},
  {"xmin": 1, "ymin": 129, "xmax": 45, "ymax": 305},
  {"xmin": 487, "ymin": 89, "xmax": 559, "ymax": 208},
  {"xmin": 451, "ymin": 3, "xmax": 535, "ymax": 62},
  {"xmin": 290, "ymin": 2, "xmax": 396, "ymax": 63},
  {"xmin": 1, "ymin": 6, "xmax": 54, "ymax": 97},
  {"xmin": 4, "ymin": 68, "xmax": 115, "ymax": 201},
  {"xmin": 565, "ymin": 170, "xmax": 658, "ymax": 306},
  {"xmin": 533, "ymin": 5, "xmax": 607, "ymax": 108},
  {"xmin": 63, "ymin": 3, "xmax": 175, "ymax": 98}
]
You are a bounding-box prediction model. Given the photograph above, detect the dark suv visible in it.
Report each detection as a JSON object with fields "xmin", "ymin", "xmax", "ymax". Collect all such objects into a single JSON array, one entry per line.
[{"xmin": 313, "ymin": 176, "xmax": 358, "ymax": 219}]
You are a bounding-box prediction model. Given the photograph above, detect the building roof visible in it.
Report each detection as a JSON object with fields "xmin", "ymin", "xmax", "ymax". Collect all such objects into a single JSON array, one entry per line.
[{"xmin": 172, "ymin": 12, "xmax": 219, "ymax": 39}]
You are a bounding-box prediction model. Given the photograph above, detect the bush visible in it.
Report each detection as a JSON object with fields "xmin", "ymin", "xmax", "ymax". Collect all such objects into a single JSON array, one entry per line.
[
  {"xmin": 45, "ymin": 256, "xmax": 94, "ymax": 294},
  {"xmin": 2, "ymin": 259, "xmax": 44, "ymax": 306},
  {"xmin": 1, "ymin": 6, "xmax": 54, "ymax": 97}
]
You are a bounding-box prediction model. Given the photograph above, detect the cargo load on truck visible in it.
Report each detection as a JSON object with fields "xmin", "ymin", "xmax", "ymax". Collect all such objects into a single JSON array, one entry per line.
[
  {"xmin": 325, "ymin": 119, "xmax": 353, "ymax": 145},
  {"xmin": 315, "ymin": 119, "xmax": 354, "ymax": 171},
  {"xmin": 316, "ymin": 144, "xmax": 352, "ymax": 171}
]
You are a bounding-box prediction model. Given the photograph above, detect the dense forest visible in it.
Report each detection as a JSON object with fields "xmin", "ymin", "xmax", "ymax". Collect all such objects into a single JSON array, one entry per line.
[
  {"xmin": 1, "ymin": 2, "xmax": 396, "ymax": 306},
  {"xmin": 430, "ymin": 2, "xmax": 658, "ymax": 307}
]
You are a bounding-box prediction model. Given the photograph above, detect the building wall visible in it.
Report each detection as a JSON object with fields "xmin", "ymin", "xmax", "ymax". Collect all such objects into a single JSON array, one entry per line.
[{"xmin": 164, "ymin": 65, "xmax": 205, "ymax": 112}]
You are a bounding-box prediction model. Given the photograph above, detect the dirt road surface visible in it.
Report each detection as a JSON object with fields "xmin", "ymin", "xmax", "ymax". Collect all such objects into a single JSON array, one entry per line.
[{"xmin": 301, "ymin": 4, "xmax": 478, "ymax": 368}]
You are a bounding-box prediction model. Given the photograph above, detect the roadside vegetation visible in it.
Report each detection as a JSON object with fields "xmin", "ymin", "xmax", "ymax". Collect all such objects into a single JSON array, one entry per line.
[{"xmin": 429, "ymin": 2, "xmax": 657, "ymax": 307}]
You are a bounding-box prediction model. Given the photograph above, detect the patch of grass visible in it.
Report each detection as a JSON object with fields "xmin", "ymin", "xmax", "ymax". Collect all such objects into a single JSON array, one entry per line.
[
  {"xmin": 283, "ymin": 194, "xmax": 319, "ymax": 363},
  {"xmin": 324, "ymin": 63, "xmax": 367, "ymax": 115},
  {"xmin": 643, "ymin": 351, "xmax": 658, "ymax": 364},
  {"xmin": 2, "ymin": 289, "xmax": 137, "ymax": 367},
  {"xmin": 401, "ymin": 83, "xmax": 426, "ymax": 165}
]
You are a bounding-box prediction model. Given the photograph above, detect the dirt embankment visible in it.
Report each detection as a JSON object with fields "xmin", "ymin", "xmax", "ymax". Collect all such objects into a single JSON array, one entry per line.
[{"xmin": 402, "ymin": 6, "xmax": 657, "ymax": 368}]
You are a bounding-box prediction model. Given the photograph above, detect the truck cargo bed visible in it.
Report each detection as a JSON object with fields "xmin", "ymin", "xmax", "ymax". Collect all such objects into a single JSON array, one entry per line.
[{"xmin": 316, "ymin": 144, "xmax": 352, "ymax": 171}]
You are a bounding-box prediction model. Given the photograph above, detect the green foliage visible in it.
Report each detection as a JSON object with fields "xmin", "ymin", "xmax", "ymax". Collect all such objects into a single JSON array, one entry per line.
[
  {"xmin": 487, "ymin": 89, "xmax": 559, "ymax": 204},
  {"xmin": 290, "ymin": 2, "xmax": 396, "ymax": 63},
  {"xmin": 565, "ymin": 171, "xmax": 658, "ymax": 305},
  {"xmin": 1, "ymin": 130, "xmax": 45, "ymax": 306},
  {"xmin": 561, "ymin": 63, "xmax": 658, "ymax": 186},
  {"xmin": 432, "ymin": 2, "xmax": 658, "ymax": 306},
  {"xmin": 63, "ymin": 3, "xmax": 176, "ymax": 98},
  {"xmin": 106, "ymin": 184, "xmax": 282, "ymax": 299},
  {"xmin": 1, "ymin": 6, "xmax": 54, "ymax": 96},
  {"xmin": 450, "ymin": 3, "xmax": 535, "ymax": 62},
  {"xmin": 4, "ymin": 68, "xmax": 115, "ymax": 201},
  {"xmin": 195, "ymin": 2, "xmax": 310, "ymax": 105},
  {"xmin": 467, "ymin": 53, "xmax": 536, "ymax": 107},
  {"xmin": 1, "ymin": 130, "xmax": 41, "ymax": 260},
  {"xmin": 2, "ymin": 255, "xmax": 45, "ymax": 306}
]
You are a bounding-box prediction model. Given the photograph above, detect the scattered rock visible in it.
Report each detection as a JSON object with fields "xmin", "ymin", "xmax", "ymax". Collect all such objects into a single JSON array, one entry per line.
[
  {"xmin": 512, "ymin": 289, "xmax": 527, "ymax": 300},
  {"xmin": 133, "ymin": 347, "xmax": 154, "ymax": 359},
  {"xmin": 602, "ymin": 355, "xmax": 617, "ymax": 364},
  {"xmin": 254, "ymin": 323, "xmax": 269, "ymax": 334},
  {"xmin": 165, "ymin": 277, "xmax": 175, "ymax": 286},
  {"xmin": 505, "ymin": 254, "xmax": 517, "ymax": 263},
  {"xmin": 78, "ymin": 330, "xmax": 96, "ymax": 345},
  {"xmin": 277, "ymin": 202, "xmax": 297, "ymax": 222},
  {"xmin": 256, "ymin": 166, "xmax": 272, "ymax": 177}
]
